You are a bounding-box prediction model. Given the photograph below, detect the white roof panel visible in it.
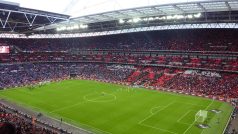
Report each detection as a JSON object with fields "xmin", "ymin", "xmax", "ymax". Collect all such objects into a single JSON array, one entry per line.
[
  {"xmin": 103, "ymin": 12, "xmax": 126, "ymax": 18},
  {"xmin": 228, "ymin": 1, "xmax": 238, "ymax": 10},
  {"xmin": 201, "ymin": 2, "xmax": 228, "ymax": 11},
  {"xmin": 39, "ymin": 0, "xmax": 238, "ymax": 29},
  {"xmin": 177, "ymin": 3, "xmax": 203, "ymax": 12},
  {"xmin": 156, "ymin": 5, "xmax": 183, "ymax": 14},
  {"xmin": 136, "ymin": 8, "xmax": 163, "ymax": 15},
  {"xmin": 120, "ymin": 10, "xmax": 142, "ymax": 17}
]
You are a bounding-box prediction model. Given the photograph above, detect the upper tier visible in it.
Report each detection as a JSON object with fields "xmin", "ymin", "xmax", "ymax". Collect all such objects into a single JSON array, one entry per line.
[{"xmin": 1, "ymin": 29, "xmax": 238, "ymax": 52}]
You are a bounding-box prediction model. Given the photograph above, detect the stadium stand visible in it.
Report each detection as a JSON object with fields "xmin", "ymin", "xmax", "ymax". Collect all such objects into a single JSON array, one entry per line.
[
  {"xmin": 1, "ymin": 30, "xmax": 238, "ymax": 52},
  {"xmin": 0, "ymin": 30, "xmax": 237, "ymax": 101},
  {"xmin": 0, "ymin": 63, "xmax": 133, "ymax": 89},
  {"xmin": 0, "ymin": 102, "xmax": 69, "ymax": 134}
]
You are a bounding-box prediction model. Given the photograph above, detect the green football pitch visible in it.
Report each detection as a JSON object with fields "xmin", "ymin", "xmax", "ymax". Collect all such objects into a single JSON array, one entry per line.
[{"xmin": 0, "ymin": 80, "xmax": 233, "ymax": 134}]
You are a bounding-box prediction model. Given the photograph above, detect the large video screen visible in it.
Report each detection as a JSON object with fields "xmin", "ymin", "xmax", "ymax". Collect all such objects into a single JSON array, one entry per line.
[{"xmin": 0, "ymin": 46, "xmax": 10, "ymax": 53}]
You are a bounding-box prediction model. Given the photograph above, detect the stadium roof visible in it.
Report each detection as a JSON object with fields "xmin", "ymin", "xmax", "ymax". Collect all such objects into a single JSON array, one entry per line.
[
  {"xmin": 5, "ymin": 0, "xmax": 206, "ymax": 18},
  {"xmin": 70, "ymin": 0, "xmax": 237, "ymax": 23},
  {"xmin": 0, "ymin": 0, "xmax": 70, "ymax": 33},
  {"xmin": 1, "ymin": 0, "xmax": 238, "ymax": 36},
  {"xmin": 36, "ymin": 0, "xmax": 238, "ymax": 32}
]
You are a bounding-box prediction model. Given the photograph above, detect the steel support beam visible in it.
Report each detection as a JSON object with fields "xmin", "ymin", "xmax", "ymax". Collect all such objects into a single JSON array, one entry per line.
[
  {"xmin": 172, "ymin": 5, "xmax": 185, "ymax": 14},
  {"xmin": 225, "ymin": 1, "xmax": 232, "ymax": 11},
  {"xmin": 0, "ymin": 8, "xmax": 68, "ymax": 20},
  {"xmin": 197, "ymin": 3, "xmax": 207, "ymax": 12},
  {"xmin": 47, "ymin": 17, "xmax": 57, "ymax": 24},
  {"xmin": 0, "ymin": 11, "xmax": 11, "ymax": 28},
  {"xmin": 152, "ymin": 7, "xmax": 167, "ymax": 15},
  {"xmin": 24, "ymin": 14, "xmax": 37, "ymax": 26}
]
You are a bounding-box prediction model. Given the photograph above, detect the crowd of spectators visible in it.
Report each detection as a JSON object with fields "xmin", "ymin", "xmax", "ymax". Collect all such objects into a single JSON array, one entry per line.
[
  {"xmin": 0, "ymin": 103, "xmax": 60, "ymax": 134},
  {"xmin": 126, "ymin": 67, "xmax": 238, "ymax": 99},
  {"xmin": 0, "ymin": 63, "xmax": 68, "ymax": 89},
  {"xmin": 0, "ymin": 63, "xmax": 134, "ymax": 89},
  {"xmin": 75, "ymin": 64, "xmax": 134, "ymax": 82},
  {"xmin": 0, "ymin": 29, "xmax": 237, "ymax": 73},
  {"xmin": 0, "ymin": 62, "xmax": 237, "ymax": 100},
  {"xmin": 0, "ymin": 53, "xmax": 237, "ymax": 72},
  {"xmin": 1, "ymin": 29, "xmax": 238, "ymax": 52},
  {"xmin": 164, "ymin": 73, "xmax": 238, "ymax": 99}
]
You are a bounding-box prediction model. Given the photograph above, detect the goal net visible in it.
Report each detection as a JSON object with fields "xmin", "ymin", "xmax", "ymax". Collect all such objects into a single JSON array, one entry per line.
[{"xmin": 195, "ymin": 110, "xmax": 208, "ymax": 123}]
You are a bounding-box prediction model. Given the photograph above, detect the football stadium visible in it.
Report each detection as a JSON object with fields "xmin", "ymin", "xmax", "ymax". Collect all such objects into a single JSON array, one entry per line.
[{"xmin": 0, "ymin": 0, "xmax": 238, "ymax": 134}]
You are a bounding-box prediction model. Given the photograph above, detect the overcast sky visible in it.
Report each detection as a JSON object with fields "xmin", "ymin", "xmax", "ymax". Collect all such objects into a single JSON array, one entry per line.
[{"xmin": 5, "ymin": 0, "xmax": 207, "ymax": 17}]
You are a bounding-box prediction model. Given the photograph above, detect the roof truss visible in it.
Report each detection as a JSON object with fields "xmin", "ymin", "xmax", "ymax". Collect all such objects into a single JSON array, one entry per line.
[{"xmin": 55, "ymin": 0, "xmax": 237, "ymax": 26}]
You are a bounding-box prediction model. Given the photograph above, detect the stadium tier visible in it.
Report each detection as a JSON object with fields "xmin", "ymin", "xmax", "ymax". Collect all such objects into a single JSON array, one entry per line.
[
  {"xmin": 0, "ymin": 0, "xmax": 238, "ymax": 134},
  {"xmin": 0, "ymin": 30, "xmax": 238, "ymax": 72},
  {"xmin": 2, "ymin": 30, "xmax": 238, "ymax": 51}
]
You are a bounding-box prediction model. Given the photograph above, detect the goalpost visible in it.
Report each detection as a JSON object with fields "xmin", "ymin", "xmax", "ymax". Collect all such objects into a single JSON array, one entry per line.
[{"xmin": 195, "ymin": 110, "xmax": 208, "ymax": 123}]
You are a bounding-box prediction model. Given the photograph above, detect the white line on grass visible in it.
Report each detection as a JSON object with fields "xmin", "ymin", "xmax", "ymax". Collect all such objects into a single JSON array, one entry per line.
[
  {"xmin": 45, "ymin": 114, "xmax": 93, "ymax": 134},
  {"xmin": 11, "ymin": 99, "xmax": 112, "ymax": 134},
  {"xmin": 29, "ymin": 98, "xmax": 113, "ymax": 134},
  {"xmin": 0, "ymin": 97, "xmax": 93, "ymax": 134},
  {"xmin": 140, "ymin": 123, "xmax": 178, "ymax": 134},
  {"xmin": 201, "ymin": 100, "xmax": 216, "ymax": 134},
  {"xmin": 49, "ymin": 92, "xmax": 116, "ymax": 113},
  {"xmin": 183, "ymin": 100, "xmax": 214, "ymax": 134},
  {"xmin": 49, "ymin": 101, "xmax": 87, "ymax": 113},
  {"xmin": 177, "ymin": 102, "xmax": 207, "ymax": 108},
  {"xmin": 177, "ymin": 110, "xmax": 192, "ymax": 123},
  {"xmin": 182, "ymin": 119, "xmax": 196, "ymax": 133},
  {"xmin": 205, "ymin": 100, "xmax": 214, "ymax": 110},
  {"xmin": 53, "ymin": 114, "xmax": 113, "ymax": 134},
  {"xmin": 138, "ymin": 101, "xmax": 176, "ymax": 134},
  {"xmin": 150, "ymin": 106, "xmax": 165, "ymax": 114},
  {"xmin": 35, "ymin": 107, "xmax": 112, "ymax": 134},
  {"xmin": 138, "ymin": 101, "xmax": 175, "ymax": 124}
]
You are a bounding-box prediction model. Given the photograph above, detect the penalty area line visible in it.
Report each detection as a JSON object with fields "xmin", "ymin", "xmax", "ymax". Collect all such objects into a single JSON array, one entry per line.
[
  {"xmin": 138, "ymin": 101, "xmax": 174, "ymax": 124},
  {"xmin": 177, "ymin": 110, "xmax": 192, "ymax": 123},
  {"xmin": 140, "ymin": 123, "xmax": 178, "ymax": 134},
  {"xmin": 150, "ymin": 106, "xmax": 166, "ymax": 114}
]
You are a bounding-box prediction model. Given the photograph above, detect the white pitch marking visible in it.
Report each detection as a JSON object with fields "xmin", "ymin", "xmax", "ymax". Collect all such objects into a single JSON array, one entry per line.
[
  {"xmin": 177, "ymin": 102, "xmax": 206, "ymax": 108},
  {"xmin": 49, "ymin": 101, "xmax": 86, "ymax": 113},
  {"xmin": 201, "ymin": 100, "xmax": 215, "ymax": 134},
  {"xmin": 177, "ymin": 110, "xmax": 192, "ymax": 123},
  {"xmin": 55, "ymin": 114, "xmax": 113, "ymax": 134},
  {"xmin": 138, "ymin": 101, "xmax": 174, "ymax": 124},
  {"xmin": 50, "ymin": 92, "xmax": 116, "ymax": 113},
  {"xmin": 140, "ymin": 123, "xmax": 178, "ymax": 134},
  {"xmin": 179, "ymin": 122, "xmax": 191, "ymax": 125},
  {"xmin": 183, "ymin": 100, "xmax": 214, "ymax": 134},
  {"xmin": 150, "ymin": 106, "xmax": 165, "ymax": 114}
]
